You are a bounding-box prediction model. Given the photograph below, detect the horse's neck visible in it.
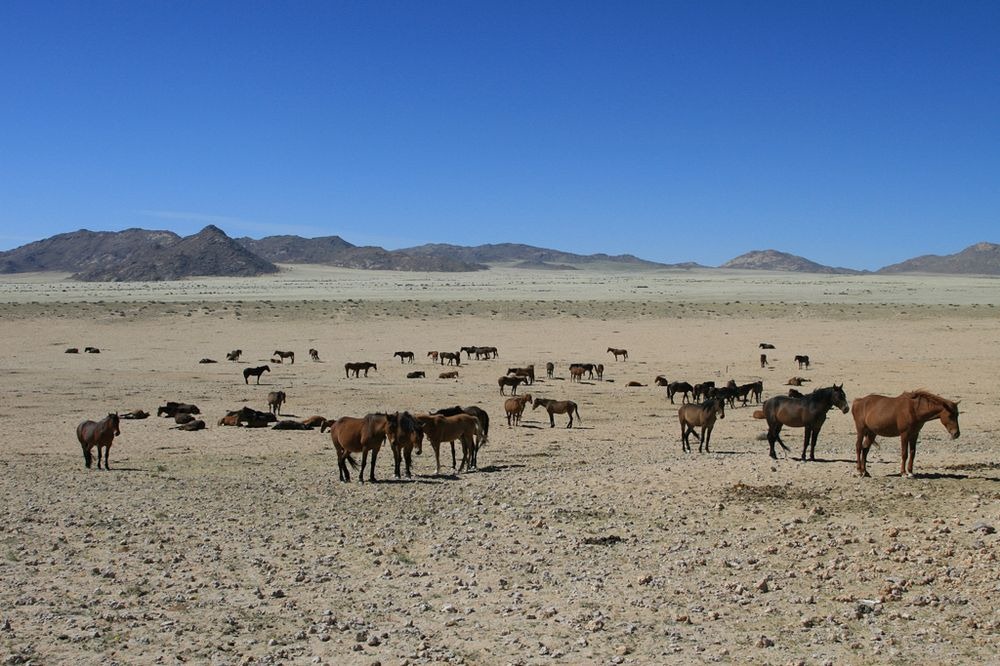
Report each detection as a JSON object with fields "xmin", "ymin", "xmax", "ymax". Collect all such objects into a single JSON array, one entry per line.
[{"xmin": 912, "ymin": 394, "xmax": 947, "ymax": 422}]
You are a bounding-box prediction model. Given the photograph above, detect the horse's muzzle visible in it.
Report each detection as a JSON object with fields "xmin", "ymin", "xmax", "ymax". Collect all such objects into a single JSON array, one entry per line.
[
  {"xmin": 951, "ymin": 430, "xmax": 960, "ymax": 439},
  {"xmin": 840, "ymin": 406, "xmax": 850, "ymax": 413}
]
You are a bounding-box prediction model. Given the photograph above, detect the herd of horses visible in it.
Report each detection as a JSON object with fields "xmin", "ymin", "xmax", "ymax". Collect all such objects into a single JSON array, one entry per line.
[{"xmin": 77, "ymin": 342, "xmax": 962, "ymax": 482}]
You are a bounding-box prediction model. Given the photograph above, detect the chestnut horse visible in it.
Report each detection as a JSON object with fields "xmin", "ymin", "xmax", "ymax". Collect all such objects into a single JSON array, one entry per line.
[
  {"xmin": 754, "ymin": 384, "xmax": 849, "ymax": 460},
  {"xmin": 532, "ymin": 398, "xmax": 581, "ymax": 428},
  {"xmin": 852, "ymin": 391, "xmax": 960, "ymax": 478},
  {"xmin": 329, "ymin": 412, "xmax": 421, "ymax": 482},
  {"xmin": 678, "ymin": 398, "xmax": 725, "ymax": 453},
  {"xmin": 77, "ymin": 413, "xmax": 120, "ymax": 470}
]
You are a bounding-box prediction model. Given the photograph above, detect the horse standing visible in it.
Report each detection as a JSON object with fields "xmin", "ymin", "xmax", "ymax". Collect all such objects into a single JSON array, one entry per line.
[
  {"xmin": 794, "ymin": 354, "xmax": 810, "ymax": 369},
  {"xmin": 243, "ymin": 365, "xmax": 270, "ymax": 384},
  {"xmin": 532, "ymin": 398, "xmax": 581, "ymax": 428},
  {"xmin": 394, "ymin": 351, "xmax": 415, "ymax": 363},
  {"xmin": 607, "ymin": 347, "xmax": 628, "ymax": 361},
  {"xmin": 77, "ymin": 413, "xmax": 120, "ymax": 470},
  {"xmin": 852, "ymin": 391, "xmax": 960, "ymax": 478},
  {"xmin": 678, "ymin": 398, "xmax": 725, "ymax": 453},
  {"xmin": 273, "ymin": 350, "xmax": 295, "ymax": 364},
  {"xmin": 329, "ymin": 413, "xmax": 407, "ymax": 483},
  {"xmin": 754, "ymin": 384, "xmax": 850, "ymax": 460}
]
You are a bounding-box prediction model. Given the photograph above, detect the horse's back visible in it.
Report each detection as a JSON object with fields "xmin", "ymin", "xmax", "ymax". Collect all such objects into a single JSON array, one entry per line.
[{"xmin": 852, "ymin": 393, "xmax": 903, "ymax": 435}]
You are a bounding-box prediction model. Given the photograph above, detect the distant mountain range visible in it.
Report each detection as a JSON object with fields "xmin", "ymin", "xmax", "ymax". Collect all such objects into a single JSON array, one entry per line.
[{"xmin": 0, "ymin": 227, "xmax": 997, "ymax": 280}]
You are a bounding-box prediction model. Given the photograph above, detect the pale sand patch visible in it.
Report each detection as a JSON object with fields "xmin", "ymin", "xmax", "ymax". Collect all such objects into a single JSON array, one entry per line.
[{"xmin": 0, "ymin": 269, "xmax": 997, "ymax": 664}]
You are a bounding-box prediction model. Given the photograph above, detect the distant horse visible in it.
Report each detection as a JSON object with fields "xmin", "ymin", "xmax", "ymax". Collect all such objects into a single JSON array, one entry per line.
[
  {"xmin": 406, "ymin": 370, "xmax": 426, "ymax": 379},
  {"xmin": 679, "ymin": 398, "xmax": 725, "ymax": 453},
  {"xmin": 301, "ymin": 415, "xmax": 333, "ymax": 431},
  {"xmin": 569, "ymin": 366, "xmax": 586, "ymax": 382},
  {"xmin": 475, "ymin": 346, "xmax": 499, "ymax": 359},
  {"xmin": 431, "ymin": 405, "xmax": 490, "ymax": 468},
  {"xmin": 667, "ymin": 381, "xmax": 693, "ymax": 404},
  {"xmin": 787, "ymin": 388, "xmax": 804, "ymax": 398},
  {"xmin": 172, "ymin": 419, "xmax": 206, "ymax": 431},
  {"xmin": 570, "ymin": 363, "xmax": 595, "ymax": 379},
  {"xmin": 654, "ymin": 375, "xmax": 669, "ymax": 387},
  {"xmin": 786, "ymin": 376, "xmax": 810, "ymax": 386},
  {"xmin": 626, "ymin": 381, "xmax": 645, "ymax": 387},
  {"xmin": 692, "ymin": 381, "xmax": 715, "ymax": 401},
  {"xmin": 546, "ymin": 362, "xmax": 554, "ymax": 379},
  {"xmin": 794, "ymin": 355, "xmax": 810, "ymax": 369},
  {"xmin": 329, "ymin": 413, "xmax": 398, "ymax": 483},
  {"xmin": 199, "ymin": 358, "xmax": 217, "ymax": 364},
  {"xmin": 65, "ymin": 347, "xmax": 79, "ymax": 354},
  {"xmin": 157, "ymin": 402, "xmax": 200, "ymax": 417},
  {"xmin": 504, "ymin": 394, "xmax": 533, "ymax": 426},
  {"xmin": 498, "ymin": 375, "xmax": 523, "ymax": 395},
  {"xmin": 759, "ymin": 343, "xmax": 775, "ymax": 349},
  {"xmin": 77, "ymin": 413, "xmax": 120, "ymax": 470},
  {"xmin": 595, "ymin": 363, "xmax": 604, "ymax": 380},
  {"xmin": 226, "ymin": 349, "xmax": 242, "ymax": 362},
  {"xmin": 309, "ymin": 348, "xmax": 320, "ymax": 361},
  {"xmin": 532, "ymin": 398, "xmax": 581, "ymax": 428},
  {"xmin": 394, "ymin": 351, "xmax": 415, "ymax": 363},
  {"xmin": 748, "ymin": 380, "xmax": 763, "ymax": 404},
  {"xmin": 345, "ymin": 361, "xmax": 377, "ymax": 378},
  {"xmin": 427, "ymin": 351, "xmax": 439, "ymax": 362},
  {"xmin": 852, "ymin": 390, "xmax": 960, "ymax": 478},
  {"xmin": 760, "ymin": 353, "xmax": 768, "ymax": 368},
  {"xmin": 439, "ymin": 351, "xmax": 461, "ymax": 366},
  {"xmin": 607, "ymin": 347, "xmax": 628, "ymax": 361},
  {"xmin": 266, "ymin": 390, "xmax": 286, "ymax": 416},
  {"xmin": 507, "ymin": 365, "xmax": 535, "ymax": 384},
  {"xmin": 754, "ymin": 384, "xmax": 850, "ymax": 460},
  {"xmin": 439, "ymin": 371, "xmax": 459, "ymax": 379},
  {"xmin": 243, "ymin": 365, "xmax": 270, "ymax": 384},
  {"xmin": 273, "ymin": 350, "xmax": 295, "ymax": 364},
  {"xmin": 84, "ymin": 346, "xmax": 100, "ymax": 354},
  {"xmin": 460, "ymin": 346, "xmax": 478, "ymax": 359}
]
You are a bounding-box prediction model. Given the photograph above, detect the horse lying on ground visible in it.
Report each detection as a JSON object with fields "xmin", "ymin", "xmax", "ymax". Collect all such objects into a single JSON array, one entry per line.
[
  {"xmin": 77, "ymin": 413, "xmax": 120, "ymax": 470},
  {"xmin": 121, "ymin": 409, "xmax": 149, "ymax": 419},
  {"xmin": 852, "ymin": 390, "xmax": 960, "ymax": 478},
  {"xmin": 754, "ymin": 384, "xmax": 850, "ymax": 460},
  {"xmin": 532, "ymin": 398, "xmax": 581, "ymax": 428},
  {"xmin": 174, "ymin": 413, "xmax": 195, "ymax": 425},
  {"xmin": 218, "ymin": 407, "xmax": 277, "ymax": 428},
  {"xmin": 199, "ymin": 358, "xmax": 217, "ymax": 364},
  {"xmin": 407, "ymin": 371, "xmax": 425, "ymax": 379},
  {"xmin": 243, "ymin": 365, "xmax": 270, "ymax": 384},
  {"xmin": 84, "ymin": 346, "xmax": 100, "ymax": 354},
  {"xmin": 172, "ymin": 419, "xmax": 206, "ymax": 431},
  {"xmin": 157, "ymin": 402, "xmax": 201, "ymax": 417},
  {"xmin": 272, "ymin": 420, "xmax": 314, "ymax": 430},
  {"xmin": 679, "ymin": 398, "xmax": 725, "ymax": 453},
  {"xmin": 786, "ymin": 376, "xmax": 810, "ymax": 386},
  {"xmin": 439, "ymin": 371, "xmax": 459, "ymax": 379}
]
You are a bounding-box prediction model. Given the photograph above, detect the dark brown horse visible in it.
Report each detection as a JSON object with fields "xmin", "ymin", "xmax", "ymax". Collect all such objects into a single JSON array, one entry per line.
[
  {"xmin": 226, "ymin": 349, "xmax": 242, "ymax": 361},
  {"xmin": 243, "ymin": 365, "xmax": 270, "ymax": 384},
  {"xmin": 498, "ymin": 375, "xmax": 523, "ymax": 395},
  {"xmin": 546, "ymin": 362, "xmax": 554, "ymax": 378},
  {"xmin": 852, "ymin": 391, "xmax": 960, "ymax": 478},
  {"xmin": 309, "ymin": 348, "xmax": 320, "ymax": 361},
  {"xmin": 667, "ymin": 381, "xmax": 693, "ymax": 404},
  {"xmin": 439, "ymin": 351, "xmax": 461, "ymax": 366},
  {"xmin": 77, "ymin": 413, "xmax": 120, "ymax": 469},
  {"xmin": 607, "ymin": 347, "xmax": 628, "ymax": 361},
  {"xmin": 678, "ymin": 398, "xmax": 725, "ymax": 453},
  {"xmin": 414, "ymin": 413, "xmax": 481, "ymax": 474},
  {"xmin": 329, "ymin": 413, "xmax": 408, "ymax": 483},
  {"xmin": 532, "ymin": 398, "xmax": 581, "ymax": 428},
  {"xmin": 755, "ymin": 384, "xmax": 850, "ymax": 460},
  {"xmin": 273, "ymin": 350, "xmax": 295, "ymax": 364},
  {"xmin": 345, "ymin": 361, "xmax": 377, "ymax": 378},
  {"xmin": 794, "ymin": 354, "xmax": 810, "ymax": 369},
  {"xmin": 394, "ymin": 350, "xmax": 415, "ymax": 363},
  {"xmin": 430, "ymin": 405, "xmax": 490, "ymax": 469}
]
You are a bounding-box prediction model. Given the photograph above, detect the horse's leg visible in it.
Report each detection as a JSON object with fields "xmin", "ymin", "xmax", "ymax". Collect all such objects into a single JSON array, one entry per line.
[
  {"xmin": 393, "ymin": 443, "xmax": 402, "ymax": 479},
  {"xmin": 82, "ymin": 443, "xmax": 92, "ymax": 469},
  {"xmin": 549, "ymin": 411, "xmax": 555, "ymax": 428},
  {"xmin": 433, "ymin": 442, "xmax": 441, "ymax": 475},
  {"xmin": 680, "ymin": 421, "xmax": 688, "ymax": 453},
  {"xmin": 855, "ymin": 430, "xmax": 867, "ymax": 477},
  {"xmin": 404, "ymin": 446, "xmax": 413, "ymax": 478},
  {"xmin": 369, "ymin": 448, "xmax": 378, "ymax": 483},
  {"xmin": 907, "ymin": 435, "xmax": 917, "ymax": 478},
  {"xmin": 450, "ymin": 441, "xmax": 457, "ymax": 470},
  {"xmin": 104, "ymin": 444, "xmax": 111, "ymax": 470},
  {"xmin": 703, "ymin": 425, "xmax": 712, "ymax": 453},
  {"xmin": 359, "ymin": 450, "xmax": 368, "ymax": 484},
  {"xmin": 566, "ymin": 411, "xmax": 573, "ymax": 428},
  {"xmin": 899, "ymin": 436, "xmax": 909, "ymax": 477}
]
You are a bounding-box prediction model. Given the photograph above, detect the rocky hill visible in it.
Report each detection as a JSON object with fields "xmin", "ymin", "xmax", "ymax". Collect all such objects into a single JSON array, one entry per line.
[
  {"xmin": 237, "ymin": 235, "xmax": 486, "ymax": 272},
  {"xmin": 721, "ymin": 249, "xmax": 861, "ymax": 274},
  {"xmin": 0, "ymin": 226, "xmax": 278, "ymax": 281},
  {"xmin": 878, "ymin": 242, "xmax": 1000, "ymax": 275},
  {"xmin": 398, "ymin": 242, "xmax": 673, "ymax": 268}
]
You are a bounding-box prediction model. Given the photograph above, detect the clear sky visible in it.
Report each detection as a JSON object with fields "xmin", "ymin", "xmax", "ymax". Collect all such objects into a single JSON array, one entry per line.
[{"xmin": 1, "ymin": 1, "xmax": 997, "ymax": 269}]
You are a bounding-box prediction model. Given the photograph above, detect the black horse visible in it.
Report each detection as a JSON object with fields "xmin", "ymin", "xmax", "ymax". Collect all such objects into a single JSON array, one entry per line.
[
  {"xmin": 754, "ymin": 384, "xmax": 849, "ymax": 460},
  {"xmin": 243, "ymin": 365, "xmax": 270, "ymax": 384}
]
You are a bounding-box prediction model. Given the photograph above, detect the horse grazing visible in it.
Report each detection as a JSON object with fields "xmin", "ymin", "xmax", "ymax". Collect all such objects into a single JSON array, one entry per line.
[
  {"xmin": 77, "ymin": 413, "xmax": 120, "ymax": 470},
  {"xmin": 226, "ymin": 349, "xmax": 242, "ymax": 362},
  {"xmin": 679, "ymin": 398, "xmax": 725, "ymax": 453},
  {"xmin": 654, "ymin": 375, "xmax": 669, "ymax": 387},
  {"xmin": 439, "ymin": 351, "xmax": 461, "ymax": 366},
  {"xmin": 546, "ymin": 362, "xmax": 554, "ymax": 378},
  {"xmin": 243, "ymin": 365, "xmax": 270, "ymax": 384},
  {"xmin": 414, "ymin": 413, "xmax": 481, "ymax": 474},
  {"xmin": 498, "ymin": 375, "xmax": 523, "ymax": 395},
  {"xmin": 667, "ymin": 381, "xmax": 694, "ymax": 404},
  {"xmin": 504, "ymin": 393, "xmax": 533, "ymax": 426},
  {"xmin": 794, "ymin": 354, "xmax": 810, "ymax": 369},
  {"xmin": 852, "ymin": 391, "xmax": 960, "ymax": 478},
  {"xmin": 394, "ymin": 350, "xmax": 415, "ymax": 363},
  {"xmin": 309, "ymin": 348, "xmax": 320, "ymax": 361},
  {"xmin": 607, "ymin": 347, "xmax": 628, "ymax": 361},
  {"xmin": 266, "ymin": 390, "xmax": 286, "ymax": 416},
  {"xmin": 532, "ymin": 398, "xmax": 581, "ymax": 428},
  {"xmin": 273, "ymin": 350, "xmax": 295, "ymax": 364},
  {"xmin": 345, "ymin": 361, "xmax": 377, "ymax": 378},
  {"xmin": 754, "ymin": 384, "xmax": 850, "ymax": 460}
]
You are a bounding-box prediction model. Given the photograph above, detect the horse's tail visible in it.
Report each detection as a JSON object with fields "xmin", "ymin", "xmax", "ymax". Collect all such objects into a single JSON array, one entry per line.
[
  {"xmin": 753, "ymin": 409, "xmax": 765, "ymax": 419},
  {"xmin": 344, "ymin": 453, "xmax": 359, "ymax": 470},
  {"xmin": 574, "ymin": 405, "xmax": 582, "ymax": 423}
]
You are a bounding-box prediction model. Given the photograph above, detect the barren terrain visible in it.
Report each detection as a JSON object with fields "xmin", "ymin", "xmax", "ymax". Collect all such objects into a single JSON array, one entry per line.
[{"xmin": 1, "ymin": 266, "xmax": 998, "ymax": 665}]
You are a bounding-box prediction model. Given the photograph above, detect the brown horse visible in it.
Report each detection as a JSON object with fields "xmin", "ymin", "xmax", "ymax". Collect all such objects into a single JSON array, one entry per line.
[
  {"xmin": 504, "ymin": 393, "xmax": 533, "ymax": 426},
  {"xmin": 266, "ymin": 390, "xmax": 286, "ymax": 416},
  {"xmin": 309, "ymin": 348, "xmax": 320, "ymax": 361},
  {"xmin": 794, "ymin": 354, "xmax": 810, "ymax": 369},
  {"xmin": 345, "ymin": 361, "xmax": 377, "ymax": 378},
  {"xmin": 329, "ymin": 412, "xmax": 416, "ymax": 483},
  {"xmin": 77, "ymin": 413, "xmax": 120, "ymax": 469},
  {"xmin": 755, "ymin": 384, "xmax": 850, "ymax": 460},
  {"xmin": 427, "ymin": 351, "xmax": 439, "ymax": 362},
  {"xmin": 414, "ymin": 413, "xmax": 481, "ymax": 474},
  {"xmin": 546, "ymin": 362, "xmax": 554, "ymax": 378},
  {"xmin": 430, "ymin": 405, "xmax": 490, "ymax": 469},
  {"xmin": 439, "ymin": 351, "xmax": 461, "ymax": 366},
  {"xmin": 678, "ymin": 398, "xmax": 725, "ymax": 453},
  {"xmin": 273, "ymin": 350, "xmax": 295, "ymax": 364},
  {"xmin": 498, "ymin": 375, "xmax": 523, "ymax": 395},
  {"xmin": 654, "ymin": 375, "xmax": 669, "ymax": 387},
  {"xmin": 607, "ymin": 347, "xmax": 628, "ymax": 361},
  {"xmin": 439, "ymin": 370, "xmax": 459, "ymax": 379},
  {"xmin": 243, "ymin": 365, "xmax": 270, "ymax": 384},
  {"xmin": 667, "ymin": 381, "xmax": 693, "ymax": 404},
  {"xmin": 595, "ymin": 363, "xmax": 604, "ymax": 380},
  {"xmin": 507, "ymin": 365, "xmax": 535, "ymax": 384},
  {"xmin": 852, "ymin": 391, "xmax": 960, "ymax": 478},
  {"xmin": 394, "ymin": 350, "xmax": 415, "ymax": 363},
  {"xmin": 569, "ymin": 366, "xmax": 586, "ymax": 382},
  {"xmin": 226, "ymin": 349, "xmax": 242, "ymax": 361},
  {"xmin": 532, "ymin": 398, "xmax": 581, "ymax": 428}
]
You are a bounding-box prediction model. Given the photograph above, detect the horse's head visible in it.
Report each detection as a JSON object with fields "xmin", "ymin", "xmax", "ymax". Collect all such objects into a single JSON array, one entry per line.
[
  {"xmin": 109, "ymin": 413, "xmax": 121, "ymax": 436},
  {"xmin": 941, "ymin": 400, "xmax": 961, "ymax": 439},
  {"xmin": 713, "ymin": 399, "xmax": 725, "ymax": 419},
  {"xmin": 832, "ymin": 384, "xmax": 850, "ymax": 413},
  {"xmin": 523, "ymin": 393, "xmax": 533, "ymax": 405}
]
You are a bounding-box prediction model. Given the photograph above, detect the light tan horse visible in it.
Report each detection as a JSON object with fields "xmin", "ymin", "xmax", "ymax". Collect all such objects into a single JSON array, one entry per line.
[
  {"xmin": 678, "ymin": 398, "xmax": 725, "ymax": 453},
  {"xmin": 266, "ymin": 390, "xmax": 286, "ymax": 416},
  {"xmin": 532, "ymin": 398, "xmax": 581, "ymax": 428},
  {"xmin": 852, "ymin": 390, "xmax": 960, "ymax": 478},
  {"xmin": 504, "ymin": 393, "xmax": 533, "ymax": 426}
]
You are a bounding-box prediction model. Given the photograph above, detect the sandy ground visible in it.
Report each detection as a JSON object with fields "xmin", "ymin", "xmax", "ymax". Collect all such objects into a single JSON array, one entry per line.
[{"xmin": 1, "ymin": 266, "xmax": 998, "ymax": 665}]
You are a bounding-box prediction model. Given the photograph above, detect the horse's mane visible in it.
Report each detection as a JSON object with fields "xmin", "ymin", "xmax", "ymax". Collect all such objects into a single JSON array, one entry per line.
[{"xmin": 906, "ymin": 389, "xmax": 958, "ymax": 411}]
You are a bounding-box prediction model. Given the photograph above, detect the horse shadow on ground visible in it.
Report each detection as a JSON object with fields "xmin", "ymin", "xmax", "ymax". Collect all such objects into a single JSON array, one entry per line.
[
  {"xmin": 473, "ymin": 463, "xmax": 525, "ymax": 474},
  {"xmin": 374, "ymin": 476, "xmax": 446, "ymax": 485}
]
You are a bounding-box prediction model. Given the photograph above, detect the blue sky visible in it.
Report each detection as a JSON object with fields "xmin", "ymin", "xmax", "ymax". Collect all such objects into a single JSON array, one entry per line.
[{"xmin": 1, "ymin": 1, "xmax": 997, "ymax": 269}]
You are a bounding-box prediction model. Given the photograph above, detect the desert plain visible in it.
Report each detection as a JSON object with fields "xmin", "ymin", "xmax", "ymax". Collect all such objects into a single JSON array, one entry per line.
[{"xmin": 1, "ymin": 265, "xmax": 998, "ymax": 666}]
